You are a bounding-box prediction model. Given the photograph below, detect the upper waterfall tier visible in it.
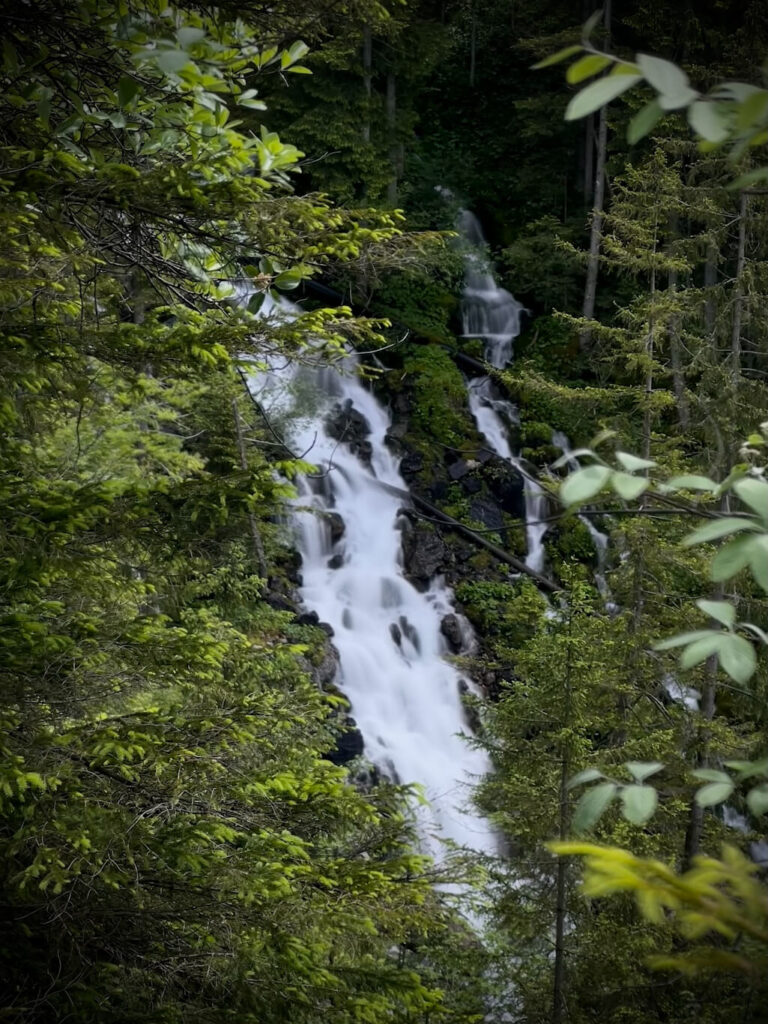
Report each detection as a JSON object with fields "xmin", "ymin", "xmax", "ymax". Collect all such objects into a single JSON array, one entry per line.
[{"xmin": 458, "ymin": 209, "xmax": 524, "ymax": 369}]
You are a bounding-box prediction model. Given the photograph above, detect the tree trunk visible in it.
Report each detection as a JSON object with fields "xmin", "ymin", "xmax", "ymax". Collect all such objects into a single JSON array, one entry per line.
[
  {"xmin": 667, "ymin": 217, "xmax": 689, "ymax": 431},
  {"xmin": 704, "ymin": 240, "xmax": 718, "ymax": 337},
  {"xmin": 232, "ymin": 397, "xmax": 268, "ymax": 579},
  {"xmin": 583, "ymin": 114, "xmax": 595, "ymax": 205},
  {"xmin": 386, "ymin": 72, "xmax": 397, "ymax": 206},
  {"xmin": 469, "ymin": 0, "xmax": 476, "ymax": 87},
  {"xmin": 552, "ymin": 616, "xmax": 574, "ymax": 1024},
  {"xmin": 731, "ymin": 190, "xmax": 747, "ymax": 386},
  {"xmin": 361, "ymin": 25, "xmax": 372, "ymax": 144},
  {"xmin": 579, "ymin": 0, "xmax": 611, "ymax": 351}
]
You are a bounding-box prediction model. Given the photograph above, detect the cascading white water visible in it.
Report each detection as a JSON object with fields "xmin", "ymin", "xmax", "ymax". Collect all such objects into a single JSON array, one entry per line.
[
  {"xmin": 458, "ymin": 210, "xmax": 524, "ymax": 371},
  {"xmin": 458, "ymin": 211, "xmax": 548, "ymax": 574},
  {"xmin": 251, "ymin": 297, "xmax": 497, "ymax": 863},
  {"xmin": 551, "ymin": 430, "xmax": 614, "ymax": 603}
]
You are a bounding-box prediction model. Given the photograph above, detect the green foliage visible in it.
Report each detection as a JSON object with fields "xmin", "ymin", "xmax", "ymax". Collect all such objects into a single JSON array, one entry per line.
[
  {"xmin": 402, "ymin": 344, "xmax": 476, "ymax": 447},
  {"xmin": 0, "ymin": 2, "xmax": 487, "ymax": 1020},
  {"xmin": 551, "ymin": 842, "xmax": 768, "ymax": 980}
]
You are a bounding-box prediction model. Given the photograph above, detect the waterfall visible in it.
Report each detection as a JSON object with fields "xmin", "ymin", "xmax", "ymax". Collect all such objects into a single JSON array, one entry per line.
[
  {"xmin": 249, "ymin": 294, "xmax": 497, "ymax": 864},
  {"xmin": 458, "ymin": 210, "xmax": 524, "ymax": 370},
  {"xmin": 458, "ymin": 211, "xmax": 548, "ymax": 575},
  {"xmin": 551, "ymin": 430, "xmax": 614, "ymax": 604}
]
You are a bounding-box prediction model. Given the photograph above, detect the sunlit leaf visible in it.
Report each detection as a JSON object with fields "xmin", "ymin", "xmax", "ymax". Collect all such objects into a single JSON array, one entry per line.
[
  {"xmin": 626, "ymin": 761, "xmax": 663, "ymax": 782},
  {"xmin": 565, "ymin": 74, "xmax": 642, "ymax": 121},
  {"xmin": 566, "ymin": 54, "xmax": 612, "ymax": 84},
  {"xmin": 573, "ymin": 782, "xmax": 617, "ymax": 831},
  {"xmin": 532, "ymin": 45, "xmax": 582, "ymax": 70},
  {"xmin": 560, "ymin": 464, "xmax": 612, "ymax": 505},
  {"xmin": 683, "ymin": 517, "xmax": 759, "ymax": 546},
  {"xmin": 621, "ymin": 785, "xmax": 658, "ymax": 825},
  {"xmin": 695, "ymin": 781, "xmax": 734, "ymax": 807},
  {"xmin": 695, "ymin": 599, "xmax": 736, "ymax": 627}
]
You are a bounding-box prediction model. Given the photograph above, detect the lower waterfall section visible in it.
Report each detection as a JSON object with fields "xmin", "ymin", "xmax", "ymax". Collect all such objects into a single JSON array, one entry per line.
[{"xmin": 280, "ymin": 355, "xmax": 497, "ymax": 863}]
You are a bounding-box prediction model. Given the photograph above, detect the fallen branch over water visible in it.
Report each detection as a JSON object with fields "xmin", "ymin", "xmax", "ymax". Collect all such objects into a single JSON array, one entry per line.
[{"xmin": 376, "ymin": 480, "xmax": 563, "ymax": 595}]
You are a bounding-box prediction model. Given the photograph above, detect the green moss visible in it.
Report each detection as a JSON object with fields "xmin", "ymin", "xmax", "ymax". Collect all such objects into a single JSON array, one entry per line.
[
  {"xmin": 455, "ymin": 578, "xmax": 548, "ymax": 647},
  {"xmin": 550, "ymin": 516, "xmax": 596, "ymax": 564},
  {"xmin": 403, "ymin": 344, "xmax": 477, "ymax": 448}
]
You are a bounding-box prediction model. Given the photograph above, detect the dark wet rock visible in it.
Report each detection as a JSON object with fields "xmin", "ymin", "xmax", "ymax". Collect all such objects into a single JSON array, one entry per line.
[
  {"xmin": 386, "ymin": 420, "xmax": 408, "ymax": 442},
  {"xmin": 429, "ymin": 481, "xmax": 448, "ymax": 502},
  {"xmin": 317, "ymin": 621, "xmax": 335, "ymax": 637},
  {"xmin": 297, "ymin": 610, "xmax": 319, "ymax": 627},
  {"xmin": 326, "ymin": 398, "xmax": 371, "ymax": 443},
  {"xmin": 327, "ymin": 553, "xmax": 344, "ymax": 570},
  {"xmin": 398, "ymin": 615, "xmax": 421, "ymax": 654},
  {"xmin": 342, "ymin": 608, "xmax": 353, "ymax": 629},
  {"xmin": 401, "ymin": 524, "xmax": 448, "ymax": 584},
  {"xmin": 458, "ymin": 679, "xmax": 481, "ymax": 734},
  {"xmin": 484, "ymin": 461, "xmax": 525, "ymax": 520},
  {"xmin": 389, "ymin": 622, "xmax": 402, "ymax": 646},
  {"xmin": 312, "ymin": 645, "xmax": 340, "ymax": 688},
  {"xmin": 357, "ymin": 439, "xmax": 373, "ymax": 464},
  {"xmin": 469, "ymin": 496, "xmax": 505, "ymax": 531},
  {"xmin": 448, "ymin": 459, "xmax": 470, "ymax": 481},
  {"xmin": 326, "ymin": 715, "xmax": 364, "ymax": 765},
  {"xmin": 399, "ymin": 450, "xmax": 424, "ymax": 477},
  {"xmin": 325, "ymin": 511, "xmax": 345, "ymax": 543},
  {"xmin": 440, "ymin": 613, "xmax": 464, "ymax": 652},
  {"xmin": 265, "ymin": 591, "xmax": 295, "ymax": 613},
  {"xmin": 326, "ymin": 399, "xmax": 372, "ymax": 464},
  {"xmin": 461, "ymin": 475, "xmax": 482, "ymax": 495}
]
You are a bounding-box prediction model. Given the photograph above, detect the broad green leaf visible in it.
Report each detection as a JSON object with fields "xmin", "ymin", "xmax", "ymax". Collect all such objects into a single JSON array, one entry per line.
[
  {"xmin": 610, "ymin": 62, "xmax": 641, "ymax": 76},
  {"xmin": 611, "ymin": 471, "xmax": 649, "ymax": 500},
  {"xmin": 733, "ymin": 477, "xmax": 768, "ymax": 523},
  {"xmin": 683, "ymin": 517, "xmax": 759, "ymax": 546},
  {"xmin": 626, "ymin": 761, "xmax": 663, "ymax": 782},
  {"xmin": 735, "ymin": 89, "xmax": 768, "ymax": 131},
  {"xmin": 654, "ymin": 630, "xmax": 715, "ymax": 651},
  {"xmin": 565, "ymin": 74, "xmax": 642, "ymax": 121},
  {"xmin": 692, "ymin": 768, "xmax": 732, "ymax": 784},
  {"xmin": 717, "ymin": 634, "xmax": 757, "ymax": 684},
  {"xmin": 573, "ymin": 782, "xmax": 617, "ymax": 831},
  {"xmin": 616, "ymin": 451, "xmax": 656, "ymax": 472},
  {"xmin": 560, "ymin": 464, "xmax": 611, "ymax": 505},
  {"xmin": 156, "ymin": 49, "xmax": 191, "ymax": 74},
  {"xmin": 658, "ymin": 86, "xmax": 698, "ymax": 111},
  {"xmin": 532, "ymin": 45, "xmax": 582, "ymax": 70},
  {"xmin": 117, "ymin": 76, "xmax": 140, "ymax": 108},
  {"xmin": 688, "ymin": 100, "xmax": 729, "ymax": 143},
  {"xmin": 566, "ymin": 54, "xmax": 611, "ymax": 84},
  {"xmin": 679, "ymin": 633, "xmax": 722, "ymax": 669},
  {"xmin": 712, "ymin": 81, "xmax": 764, "ymax": 102},
  {"xmin": 274, "ymin": 269, "xmax": 304, "ymax": 290},
  {"xmin": 552, "ymin": 447, "xmax": 594, "ymax": 468},
  {"xmin": 695, "ymin": 781, "xmax": 734, "ymax": 807},
  {"xmin": 621, "ymin": 785, "xmax": 658, "ymax": 825},
  {"xmin": 581, "ymin": 9, "xmax": 604, "ymax": 41},
  {"xmin": 177, "ymin": 27, "xmax": 206, "ymax": 47},
  {"xmin": 725, "ymin": 757, "xmax": 768, "ymax": 778},
  {"xmin": 748, "ymin": 535, "xmax": 768, "ymax": 592},
  {"xmin": 710, "ymin": 536, "xmax": 756, "ymax": 581},
  {"xmin": 567, "ymin": 767, "xmax": 605, "ymax": 790},
  {"xmin": 666, "ymin": 474, "xmax": 718, "ymax": 491},
  {"xmin": 696, "ymin": 599, "xmax": 736, "ymax": 627},
  {"xmin": 746, "ymin": 785, "xmax": 768, "ymax": 816},
  {"xmin": 637, "ymin": 53, "xmax": 691, "ymax": 97}
]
